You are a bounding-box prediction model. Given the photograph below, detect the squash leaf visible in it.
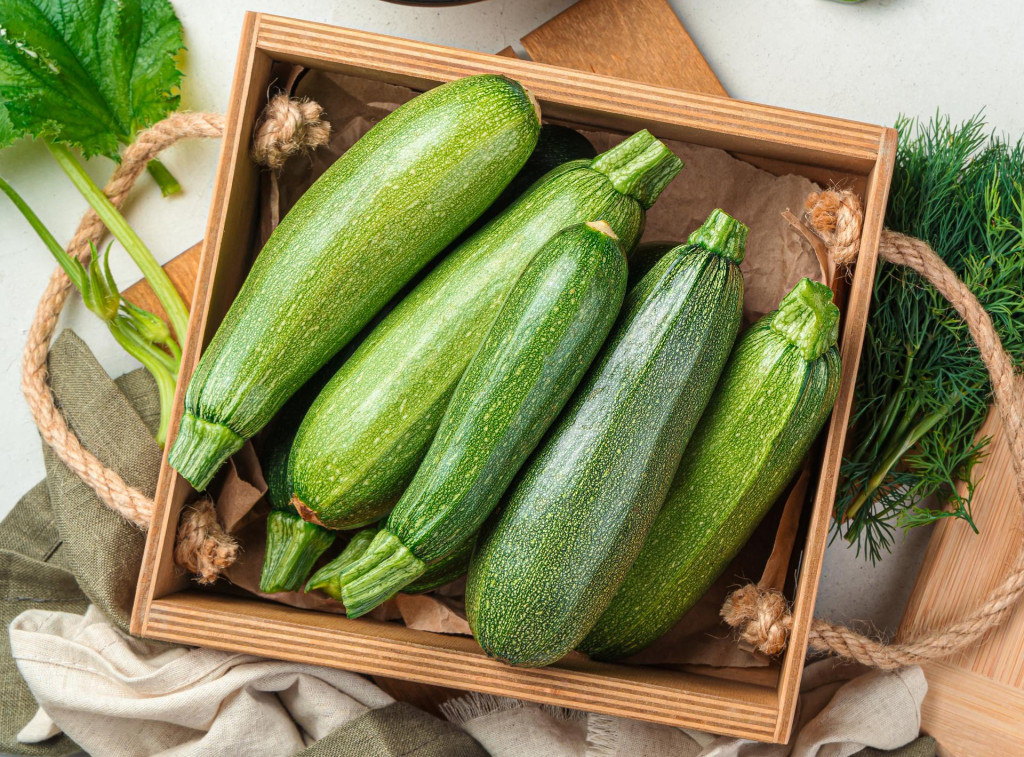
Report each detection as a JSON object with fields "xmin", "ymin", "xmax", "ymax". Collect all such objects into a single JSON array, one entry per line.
[
  {"xmin": 0, "ymin": 101, "xmax": 17, "ymax": 147},
  {"xmin": 0, "ymin": 0, "xmax": 184, "ymax": 158}
]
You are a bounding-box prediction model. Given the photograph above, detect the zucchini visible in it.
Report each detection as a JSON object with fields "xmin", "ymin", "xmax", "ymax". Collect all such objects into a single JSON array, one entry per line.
[
  {"xmin": 580, "ymin": 278, "xmax": 841, "ymax": 661},
  {"xmin": 323, "ymin": 221, "xmax": 628, "ymax": 617},
  {"xmin": 466, "ymin": 210, "xmax": 748, "ymax": 667},
  {"xmin": 168, "ymin": 74, "xmax": 542, "ymax": 490},
  {"xmin": 288, "ymin": 130, "xmax": 683, "ymax": 530},
  {"xmin": 258, "ymin": 131, "xmax": 590, "ymax": 593},
  {"xmin": 627, "ymin": 240, "xmax": 676, "ymax": 290},
  {"xmin": 405, "ymin": 537, "xmax": 474, "ymax": 594}
]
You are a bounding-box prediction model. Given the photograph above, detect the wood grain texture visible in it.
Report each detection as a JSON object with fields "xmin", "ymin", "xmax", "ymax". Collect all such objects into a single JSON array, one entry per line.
[
  {"xmin": 522, "ymin": 0, "xmax": 725, "ymax": 96},
  {"xmin": 132, "ymin": 11, "xmax": 893, "ymax": 743},
  {"xmin": 122, "ymin": 242, "xmax": 202, "ymax": 324},
  {"xmin": 899, "ymin": 412, "xmax": 1024, "ymax": 756}
]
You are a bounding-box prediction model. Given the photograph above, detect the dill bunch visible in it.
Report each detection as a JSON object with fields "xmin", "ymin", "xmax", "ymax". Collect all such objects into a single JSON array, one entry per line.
[{"xmin": 833, "ymin": 114, "xmax": 1024, "ymax": 563}]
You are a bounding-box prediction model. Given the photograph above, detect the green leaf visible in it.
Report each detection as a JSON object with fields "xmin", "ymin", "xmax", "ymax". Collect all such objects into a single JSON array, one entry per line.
[
  {"xmin": 0, "ymin": 100, "xmax": 18, "ymax": 146},
  {"xmin": 0, "ymin": 0, "xmax": 184, "ymax": 158}
]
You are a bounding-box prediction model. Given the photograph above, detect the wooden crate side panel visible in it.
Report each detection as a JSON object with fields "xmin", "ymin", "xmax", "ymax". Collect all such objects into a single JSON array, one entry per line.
[
  {"xmin": 133, "ymin": 13, "xmax": 270, "ymax": 632},
  {"xmin": 146, "ymin": 593, "xmax": 780, "ymax": 739},
  {"xmin": 253, "ymin": 15, "xmax": 882, "ymax": 174},
  {"xmin": 772, "ymin": 126, "xmax": 898, "ymax": 742}
]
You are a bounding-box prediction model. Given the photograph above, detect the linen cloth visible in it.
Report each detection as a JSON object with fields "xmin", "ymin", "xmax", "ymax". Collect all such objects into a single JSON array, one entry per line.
[{"xmin": 1, "ymin": 331, "xmax": 931, "ymax": 756}]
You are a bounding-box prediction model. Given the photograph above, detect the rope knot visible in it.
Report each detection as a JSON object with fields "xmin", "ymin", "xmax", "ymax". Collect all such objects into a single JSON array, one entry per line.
[
  {"xmin": 805, "ymin": 189, "xmax": 863, "ymax": 266},
  {"xmin": 252, "ymin": 95, "xmax": 331, "ymax": 170},
  {"xmin": 721, "ymin": 584, "xmax": 794, "ymax": 656},
  {"xmin": 174, "ymin": 498, "xmax": 239, "ymax": 585}
]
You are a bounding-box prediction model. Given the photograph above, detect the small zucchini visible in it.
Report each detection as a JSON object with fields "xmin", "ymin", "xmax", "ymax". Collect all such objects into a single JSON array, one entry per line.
[
  {"xmin": 169, "ymin": 74, "xmax": 541, "ymax": 490},
  {"xmin": 289, "ymin": 130, "xmax": 683, "ymax": 530},
  {"xmin": 320, "ymin": 221, "xmax": 628, "ymax": 617},
  {"xmin": 580, "ymin": 278, "xmax": 842, "ymax": 661},
  {"xmin": 466, "ymin": 210, "xmax": 747, "ymax": 667}
]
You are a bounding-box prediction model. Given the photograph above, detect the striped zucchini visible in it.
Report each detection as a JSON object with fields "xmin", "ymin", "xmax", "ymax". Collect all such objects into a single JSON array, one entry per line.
[
  {"xmin": 289, "ymin": 130, "xmax": 683, "ymax": 530},
  {"xmin": 627, "ymin": 240, "xmax": 676, "ymax": 290},
  {"xmin": 168, "ymin": 74, "xmax": 542, "ymax": 490},
  {"xmin": 580, "ymin": 278, "xmax": 842, "ymax": 661},
  {"xmin": 466, "ymin": 210, "xmax": 747, "ymax": 667},
  {"xmin": 322, "ymin": 221, "xmax": 628, "ymax": 617},
  {"xmin": 258, "ymin": 128, "xmax": 591, "ymax": 593},
  {"xmin": 404, "ymin": 537, "xmax": 474, "ymax": 594}
]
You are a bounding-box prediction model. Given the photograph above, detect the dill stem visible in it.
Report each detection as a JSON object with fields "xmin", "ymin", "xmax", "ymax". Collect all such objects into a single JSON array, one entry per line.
[{"xmin": 843, "ymin": 405, "xmax": 951, "ymax": 530}]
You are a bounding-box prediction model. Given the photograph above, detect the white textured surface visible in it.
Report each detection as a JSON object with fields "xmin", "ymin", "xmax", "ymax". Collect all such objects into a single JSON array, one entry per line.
[{"xmin": 2, "ymin": 0, "xmax": 1021, "ymax": 636}]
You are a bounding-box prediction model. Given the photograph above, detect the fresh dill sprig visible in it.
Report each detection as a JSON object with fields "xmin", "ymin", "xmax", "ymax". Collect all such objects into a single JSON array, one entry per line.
[{"xmin": 833, "ymin": 114, "xmax": 1024, "ymax": 563}]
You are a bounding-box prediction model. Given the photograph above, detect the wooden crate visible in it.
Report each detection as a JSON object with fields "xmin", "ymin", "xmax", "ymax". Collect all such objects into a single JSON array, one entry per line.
[{"xmin": 131, "ymin": 12, "xmax": 896, "ymax": 743}]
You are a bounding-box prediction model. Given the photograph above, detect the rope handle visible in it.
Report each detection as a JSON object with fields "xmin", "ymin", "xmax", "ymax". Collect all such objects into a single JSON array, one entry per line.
[
  {"xmin": 722, "ymin": 190, "xmax": 1024, "ymax": 669},
  {"xmin": 21, "ymin": 99, "xmax": 329, "ymax": 583}
]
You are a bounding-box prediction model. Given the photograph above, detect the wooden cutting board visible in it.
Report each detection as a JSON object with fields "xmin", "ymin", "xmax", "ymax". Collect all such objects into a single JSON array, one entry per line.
[{"xmin": 898, "ymin": 411, "xmax": 1024, "ymax": 757}]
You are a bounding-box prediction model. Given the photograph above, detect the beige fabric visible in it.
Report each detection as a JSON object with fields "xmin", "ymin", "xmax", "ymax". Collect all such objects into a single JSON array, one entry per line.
[
  {"xmin": 10, "ymin": 606, "xmax": 393, "ymax": 757},
  {"xmin": 441, "ymin": 660, "xmax": 926, "ymax": 757}
]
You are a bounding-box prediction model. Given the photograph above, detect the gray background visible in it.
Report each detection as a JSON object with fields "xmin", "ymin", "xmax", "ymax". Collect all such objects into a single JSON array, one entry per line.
[{"xmin": 2, "ymin": 0, "xmax": 1021, "ymax": 638}]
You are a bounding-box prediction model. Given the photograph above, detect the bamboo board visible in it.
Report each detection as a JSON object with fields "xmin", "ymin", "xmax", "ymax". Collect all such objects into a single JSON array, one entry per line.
[{"xmin": 899, "ymin": 412, "xmax": 1024, "ymax": 756}]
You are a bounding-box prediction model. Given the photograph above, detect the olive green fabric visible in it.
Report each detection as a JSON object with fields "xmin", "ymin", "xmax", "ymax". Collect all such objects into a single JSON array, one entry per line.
[
  {"xmin": 297, "ymin": 703, "xmax": 487, "ymax": 757},
  {"xmin": 854, "ymin": 737, "xmax": 937, "ymax": 757},
  {"xmin": 0, "ymin": 330, "xmax": 160, "ymax": 755}
]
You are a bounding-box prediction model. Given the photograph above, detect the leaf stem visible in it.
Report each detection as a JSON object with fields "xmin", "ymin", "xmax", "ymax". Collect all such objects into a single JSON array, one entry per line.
[
  {"xmin": 146, "ymin": 159, "xmax": 182, "ymax": 197},
  {"xmin": 0, "ymin": 173, "xmax": 87, "ymax": 291},
  {"xmin": 46, "ymin": 143, "xmax": 190, "ymax": 341},
  {"xmin": 108, "ymin": 318, "xmax": 176, "ymax": 446}
]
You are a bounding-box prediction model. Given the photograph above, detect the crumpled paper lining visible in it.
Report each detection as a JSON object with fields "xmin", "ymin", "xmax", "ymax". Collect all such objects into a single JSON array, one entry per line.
[{"xmin": 204, "ymin": 68, "xmax": 826, "ymax": 672}]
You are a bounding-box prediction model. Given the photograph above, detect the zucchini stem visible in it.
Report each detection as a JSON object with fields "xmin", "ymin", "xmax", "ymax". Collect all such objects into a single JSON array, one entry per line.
[
  {"xmin": 46, "ymin": 143, "xmax": 190, "ymax": 341},
  {"xmin": 146, "ymin": 159, "xmax": 182, "ymax": 197},
  {"xmin": 306, "ymin": 528, "xmax": 380, "ymax": 599},
  {"xmin": 260, "ymin": 510, "xmax": 336, "ymax": 594}
]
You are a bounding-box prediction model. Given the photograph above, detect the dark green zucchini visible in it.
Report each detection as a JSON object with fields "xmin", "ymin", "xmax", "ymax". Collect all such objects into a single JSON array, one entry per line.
[
  {"xmin": 257, "ymin": 129, "xmax": 591, "ymax": 592},
  {"xmin": 404, "ymin": 537, "xmax": 474, "ymax": 594},
  {"xmin": 289, "ymin": 130, "xmax": 683, "ymax": 530},
  {"xmin": 466, "ymin": 210, "xmax": 747, "ymax": 667},
  {"xmin": 323, "ymin": 221, "xmax": 628, "ymax": 616},
  {"xmin": 627, "ymin": 240, "xmax": 677, "ymax": 290},
  {"xmin": 169, "ymin": 74, "xmax": 541, "ymax": 490},
  {"xmin": 305, "ymin": 528, "xmax": 471, "ymax": 599},
  {"xmin": 580, "ymin": 278, "xmax": 842, "ymax": 661}
]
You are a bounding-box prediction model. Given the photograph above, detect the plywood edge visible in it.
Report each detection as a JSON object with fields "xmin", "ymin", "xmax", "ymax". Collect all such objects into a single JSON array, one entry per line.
[
  {"xmin": 146, "ymin": 592, "xmax": 783, "ymax": 740},
  {"xmin": 132, "ymin": 11, "xmax": 264, "ymax": 635},
  {"xmin": 772, "ymin": 124, "xmax": 897, "ymax": 743},
  {"xmin": 253, "ymin": 15, "xmax": 886, "ymax": 174}
]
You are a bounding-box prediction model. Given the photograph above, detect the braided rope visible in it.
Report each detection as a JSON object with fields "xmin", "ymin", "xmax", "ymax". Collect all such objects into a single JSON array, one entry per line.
[
  {"xmin": 721, "ymin": 190, "xmax": 1024, "ymax": 669},
  {"xmin": 20, "ymin": 103, "xmax": 325, "ymax": 579}
]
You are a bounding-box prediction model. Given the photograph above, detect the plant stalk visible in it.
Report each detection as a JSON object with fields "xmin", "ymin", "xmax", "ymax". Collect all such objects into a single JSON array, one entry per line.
[
  {"xmin": 109, "ymin": 318, "xmax": 176, "ymax": 445},
  {"xmin": 843, "ymin": 405, "xmax": 951, "ymax": 529},
  {"xmin": 46, "ymin": 143, "xmax": 190, "ymax": 341},
  {"xmin": 0, "ymin": 174, "xmax": 87, "ymax": 291},
  {"xmin": 146, "ymin": 159, "xmax": 182, "ymax": 197}
]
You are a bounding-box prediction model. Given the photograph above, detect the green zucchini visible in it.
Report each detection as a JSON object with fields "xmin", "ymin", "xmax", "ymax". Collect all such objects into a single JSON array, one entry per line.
[
  {"xmin": 466, "ymin": 209, "xmax": 748, "ymax": 667},
  {"xmin": 404, "ymin": 537, "xmax": 474, "ymax": 594},
  {"xmin": 288, "ymin": 130, "xmax": 683, "ymax": 530},
  {"xmin": 627, "ymin": 240, "xmax": 676, "ymax": 290},
  {"xmin": 168, "ymin": 74, "xmax": 542, "ymax": 490},
  {"xmin": 258, "ymin": 130, "xmax": 591, "ymax": 593},
  {"xmin": 306, "ymin": 529, "xmax": 473, "ymax": 600},
  {"xmin": 580, "ymin": 278, "xmax": 841, "ymax": 661},
  {"xmin": 322, "ymin": 221, "xmax": 628, "ymax": 617}
]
